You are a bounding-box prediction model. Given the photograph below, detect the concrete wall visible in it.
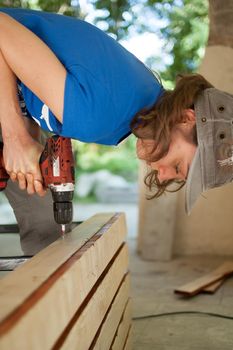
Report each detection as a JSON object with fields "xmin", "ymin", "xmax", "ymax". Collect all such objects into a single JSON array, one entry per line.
[
  {"xmin": 137, "ymin": 162, "xmax": 177, "ymax": 261},
  {"xmin": 174, "ymin": 46, "xmax": 233, "ymax": 256}
]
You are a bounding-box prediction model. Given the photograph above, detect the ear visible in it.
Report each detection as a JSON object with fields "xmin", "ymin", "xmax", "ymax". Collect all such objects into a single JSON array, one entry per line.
[
  {"xmin": 177, "ymin": 109, "xmax": 196, "ymax": 134},
  {"xmin": 183, "ymin": 109, "xmax": 196, "ymax": 123}
]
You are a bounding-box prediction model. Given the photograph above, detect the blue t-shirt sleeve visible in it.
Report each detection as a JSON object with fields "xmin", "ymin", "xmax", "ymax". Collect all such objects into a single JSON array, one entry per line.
[{"xmin": 57, "ymin": 64, "xmax": 117, "ymax": 143}]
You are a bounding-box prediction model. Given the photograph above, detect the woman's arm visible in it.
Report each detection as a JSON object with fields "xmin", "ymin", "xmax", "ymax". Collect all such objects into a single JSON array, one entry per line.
[
  {"xmin": 0, "ymin": 12, "xmax": 66, "ymax": 121},
  {"xmin": 0, "ymin": 12, "xmax": 67, "ymax": 195},
  {"xmin": 0, "ymin": 48, "xmax": 45, "ymax": 195}
]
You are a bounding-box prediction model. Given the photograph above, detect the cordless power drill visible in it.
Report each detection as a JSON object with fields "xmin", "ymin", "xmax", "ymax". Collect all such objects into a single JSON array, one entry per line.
[{"xmin": 0, "ymin": 136, "xmax": 75, "ymax": 235}]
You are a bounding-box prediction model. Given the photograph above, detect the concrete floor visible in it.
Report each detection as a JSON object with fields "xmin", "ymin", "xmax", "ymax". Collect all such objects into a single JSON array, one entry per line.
[
  {"xmin": 1, "ymin": 202, "xmax": 233, "ymax": 349},
  {"xmin": 128, "ymin": 238, "xmax": 233, "ymax": 350}
]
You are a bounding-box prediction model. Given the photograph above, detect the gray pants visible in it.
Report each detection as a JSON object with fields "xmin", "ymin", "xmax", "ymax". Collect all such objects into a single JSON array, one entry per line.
[
  {"xmin": 1, "ymin": 87, "xmax": 64, "ymax": 255},
  {"xmin": 4, "ymin": 180, "xmax": 61, "ymax": 255}
]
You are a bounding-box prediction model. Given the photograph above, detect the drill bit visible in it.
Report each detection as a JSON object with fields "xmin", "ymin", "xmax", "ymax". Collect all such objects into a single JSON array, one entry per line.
[{"xmin": 61, "ymin": 224, "xmax": 66, "ymax": 238}]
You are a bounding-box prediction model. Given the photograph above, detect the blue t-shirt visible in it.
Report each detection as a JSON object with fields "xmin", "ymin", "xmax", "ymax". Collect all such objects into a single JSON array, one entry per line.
[{"xmin": 0, "ymin": 8, "xmax": 163, "ymax": 145}]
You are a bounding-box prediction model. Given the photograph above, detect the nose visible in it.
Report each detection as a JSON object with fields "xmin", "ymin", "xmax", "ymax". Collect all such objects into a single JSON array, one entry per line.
[
  {"xmin": 157, "ymin": 167, "xmax": 173, "ymax": 182},
  {"xmin": 156, "ymin": 166, "xmax": 180, "ymax": 182}
]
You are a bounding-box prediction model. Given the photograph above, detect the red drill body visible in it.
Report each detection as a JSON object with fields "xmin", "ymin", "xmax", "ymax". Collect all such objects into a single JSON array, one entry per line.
[
  {"xmin": 0, "ymin": 136, "xmax": 75, "ymax": 225},
  {"xmin": 40, "ymin": 136, "xmax": 75, "ymax": 225},
  {"xmin": 0, "ymin": 143, "xmax": 9, "ymax": 191}
]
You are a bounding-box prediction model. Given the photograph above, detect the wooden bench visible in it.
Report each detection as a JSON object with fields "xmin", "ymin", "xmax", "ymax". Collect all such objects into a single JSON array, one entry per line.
[{"xmin": 0, "ymin": 213, "xmax": 132, "ymax": 349}]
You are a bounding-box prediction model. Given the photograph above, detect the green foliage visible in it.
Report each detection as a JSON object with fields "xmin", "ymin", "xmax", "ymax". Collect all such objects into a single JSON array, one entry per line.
[
  {"xmin": 0, "ymin": 0, "xmax": 31, "ymax": 8},
  {"xmin": 88, "ymin": 0, "xmax": 208, "ymax": 83},
  {"xmin": 37, "ymin": 0, "xmax": 80, "ymax": 16},
  {"xmin": 73, "ymin": 135, "xmax": 139, "ymax": 181},
  {"xmin": 0, "ymin": 0, "xmax": 81, "ymax": 15},
  {"xmin": 90, "ymin": 0, "xmax": 137, "ymax": 40},
  {"xmin": 145, "ymin": 0, "xmax": 209, "ymax": 83}
]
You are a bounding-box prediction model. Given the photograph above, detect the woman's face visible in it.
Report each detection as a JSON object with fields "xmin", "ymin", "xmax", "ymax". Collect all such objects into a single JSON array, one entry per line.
[{"xmin": 136, "ymin": 110, "xmax": 197, "ymax": 182}]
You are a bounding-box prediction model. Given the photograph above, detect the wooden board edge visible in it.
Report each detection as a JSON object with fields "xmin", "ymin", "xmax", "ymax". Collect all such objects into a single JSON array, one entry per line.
[
  {"xmin": 89, "ymin": 274, "xmax": 130, "ymax": 350},
  {"xmin": 174, "ymin": 261, "xmax": 233, "ymax": 296},
  {"xmin": 123, "ymin": 326, "xmax": 132, "ymax": 350},
  {"xmin": 0, "ymin": 244, "xmax": 129, "ymax": 349},
  {"xmin": 111, "ymin": 299, "xmax": 132, "ymax": 350},
  {"xmin": 0, "ymin": 213, "xmax": 126, "ymax": 333},
  {"xmin": 55, "ymin": 245, "xmax": 129, "ymax": 350},
  {"xmin": 202, "ymin": 278, "xmax": 226, "ymax": 293}
]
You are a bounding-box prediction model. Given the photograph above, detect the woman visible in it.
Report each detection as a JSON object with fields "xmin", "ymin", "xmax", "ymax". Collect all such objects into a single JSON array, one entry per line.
[
  {"xmin": 0, "ymin": 8, "xmax": 217, "ymax": 253},
  {"xmin": 0, "ymin": 7, "xmax": 163, "ymax": 195}
]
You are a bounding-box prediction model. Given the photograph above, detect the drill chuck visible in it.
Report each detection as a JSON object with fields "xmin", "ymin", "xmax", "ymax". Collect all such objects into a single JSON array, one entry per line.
[
  {"xmin": 51, "ymin": 187, "xmax": 74, "ymax": 224},
  {"xmin": 53, "ymin": 201, "xmax": 73, "ymax": 225}
]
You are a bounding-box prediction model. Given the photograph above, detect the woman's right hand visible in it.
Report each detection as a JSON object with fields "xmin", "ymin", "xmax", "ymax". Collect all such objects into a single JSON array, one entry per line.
[{"xmin": 3, "ymin": 134, "xmax": 47, "ymax": 196}]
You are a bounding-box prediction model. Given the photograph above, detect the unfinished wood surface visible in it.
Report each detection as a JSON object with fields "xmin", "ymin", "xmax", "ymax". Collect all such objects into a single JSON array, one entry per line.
[
  {"xmin": 111, "ymin": 299, "xmax": 132, "ymax": 350},
  {"xmin": 175, "ymin": 261, "xmax": 233, "ymax": 296},
  {"xmin": 58, "ymin": 246, "xmax": 128, "ymax": 350},
  {"xmin": 123, "ymin": 326, "xmax": 132, "ymax": 350},
  {"xmin": 0, "ymin": 213, "xmax": 127, "ymax": 349},
  {"xmin": 90, "ymin": 275, "xmax": 130, "ymax": 350},
  {"xmin": 202, "ymin": 278, "xmax": 226, "ymax": 293}
]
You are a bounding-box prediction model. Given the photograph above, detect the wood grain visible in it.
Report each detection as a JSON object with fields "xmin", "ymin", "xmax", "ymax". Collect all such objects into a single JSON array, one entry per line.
[
  {"xmin": 90, "ymin": 275, "xmax": 130, "ymax": 350},
  {"xmin": 58, "ymin": 246, "xmax": 128, "ymax": 349},
  {"xmin": 111, "ymin": 299, "xmax": 132, "ymax": 350},
  {"xmin": 123, "ymin": 326, "xmax": 132, "ymax": 350},
  {"xmin": 202, "ymin": 278, "xmax": 226, "ymax": 293},
  {"xmin": 0, "ymin": 213, "xmax": 127, "ymax": 349},
  {"xmin": 174, "ymin": 261, "xmax": 233, "ymax": 296}
]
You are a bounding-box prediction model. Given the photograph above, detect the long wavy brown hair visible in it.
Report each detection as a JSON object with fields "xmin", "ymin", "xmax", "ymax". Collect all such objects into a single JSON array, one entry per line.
[{"xmin": 130, "ymin": 73, "xmax": 213, "ymax": 198}]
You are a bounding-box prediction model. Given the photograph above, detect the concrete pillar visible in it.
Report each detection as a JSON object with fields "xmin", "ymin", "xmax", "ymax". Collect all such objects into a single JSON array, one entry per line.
[
  {"xmin": 174, "ymin": 46, "xmax": 233, "ymax": 256},
  {"xmin": 137, "ymin": 161, "xmax": 177, "ymax": 261}
]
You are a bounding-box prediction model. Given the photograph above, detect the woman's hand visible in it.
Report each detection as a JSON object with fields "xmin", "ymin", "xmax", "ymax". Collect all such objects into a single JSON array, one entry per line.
[{"xmin": 3, "ymin": 134, "xmax": 47, "ymax": 196}]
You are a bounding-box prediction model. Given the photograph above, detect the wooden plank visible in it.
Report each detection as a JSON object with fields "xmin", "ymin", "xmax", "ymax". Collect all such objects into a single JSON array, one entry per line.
[
  {"xmin": 57, "ymin": 245, "xmax": 129, "ymax": 350},
  {"xmin": 0, "ymin": 213, "xmax": 127, "ymax": 349},
  {"xmin": 202, "ymin": 278, "xmax": 225, "ymax": 293},
  {"xmin": 123, "ymin": 326, "xmax": 132, "ymax": 350},
  {"xmin": 0, "ymin": 213, "xmax": 119, "ymax": 323},
  {"xmin": 174, "ymin": 261, "xmax": 233, "ymax": 296},
  {"xmin": 111, "ymin": 299, "xmax": 132, "ymax": 350},
  {"xmin": 90, "ymin": 275, "xmax": 130, "ymax": 350}
]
